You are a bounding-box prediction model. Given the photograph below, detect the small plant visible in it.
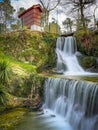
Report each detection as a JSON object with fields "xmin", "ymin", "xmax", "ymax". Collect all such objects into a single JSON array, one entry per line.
[
  {"xmin": 0, "ymin": 59, "xmax": 13, "ymax": 86},
  {"xmin": 0, "ymin": 84, "xmax": 8, "ymax": 106}
]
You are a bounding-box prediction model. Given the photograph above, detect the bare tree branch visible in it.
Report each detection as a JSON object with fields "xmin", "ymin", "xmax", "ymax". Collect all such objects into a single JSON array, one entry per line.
[
  {"xmin": 60, "ymin": 0, "xmax": 96, "ymax": 28},
  {"xmin": 38, "ymin": 0, "xmax": 61, "ymax": 11}
]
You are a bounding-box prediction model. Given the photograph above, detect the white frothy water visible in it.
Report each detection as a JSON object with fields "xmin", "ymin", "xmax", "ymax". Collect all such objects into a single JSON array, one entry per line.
[
  {"xmin": 44, "ymin": 78, "xmax": 98, "ymax": 130},
  {"xmin": 41, "ymin": 36, "xmax": 98, "ymax": 130},
  {"xmin": 56, "ymin": 49, "xmax": 84, "ymax": 74},
  {"xmin": 56, "ymin": 36, "xmax": 97, "ymax": 76}
]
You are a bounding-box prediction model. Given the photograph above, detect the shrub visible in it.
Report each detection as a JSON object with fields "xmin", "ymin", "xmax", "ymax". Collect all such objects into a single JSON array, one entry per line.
[
  {"xmin": 0, "ymin": 59, "xmax": 13, "ymax": 86},
  {"xmin": 74, "ymin": 28, "xmax": 91, "ymax": 41},
  {"xmin": 0, "ymin": 30, "xmax": 57, "ymax": 71},
  {"xmin": 74, "ymin": 29, "xmax": 98, "ymax": 57},
  {"xmin": 0, "ymin": 84, "xmax": 8, "ymax": 106},
  {"xmin": 82, "ymin": 56, "xmax": 97, "ymax": 69}
]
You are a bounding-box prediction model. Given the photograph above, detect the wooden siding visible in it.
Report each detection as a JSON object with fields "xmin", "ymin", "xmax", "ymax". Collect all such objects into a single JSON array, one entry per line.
[{"xmin": 19, "ymin": 6, "xmax": 42, "ymax": 29}]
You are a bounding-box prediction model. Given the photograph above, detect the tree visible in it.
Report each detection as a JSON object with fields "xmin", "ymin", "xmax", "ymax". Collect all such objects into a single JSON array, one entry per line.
[
  {"xmin": 18, "ymin": 7, "xmax": 26, "ymax": 16},
  {"xmin": 45, "ymin": 21, "xmax": 61, "ymax": 34},
  {"xmin": 11, "ymin": 20, "xmax": 21, "ymax": 30},
  {"xmin": 0, "ymin": 0, "xmax": 15, "ymax": 31},
  {"xmin": 85, "ymin": 18, "xmax": 91, "ymax": 27},
  {"xmin": 63, "ymin": 18, "xmax": 73, "ymax": 32},
  {"xmin": 61, "ymin": 0, "xmax": 96, "ymax": 28},
  {"xmin": 38, "ymin": 0, "xmax": 61, "ymax": 28}
]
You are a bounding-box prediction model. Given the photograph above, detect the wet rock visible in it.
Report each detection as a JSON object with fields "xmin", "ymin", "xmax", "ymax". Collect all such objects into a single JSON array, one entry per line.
[
  {"xmin": 51, "ymin": 114, "xmax": 56, "ymax": 117},
  {"xmin": 31, "ymin": 102, "xmax": 43, "ymax": 111},
  {"xmin": 22, "ymin": 94, "xmax": 43, "ymax": 111},
  {"xmin": 36, "ymin": 111, "xmax": 44, "ymax": 115},
  {"xmin": 86, "ymin": 66, "xmax": 98, "ymax": 73},
  {"xmin": 22, "ymin": 100, "xmax": 32, "ymax": 108},
  {"xmin": 53, "ymin": 70, "xmax": 63, "ymax": 74}
]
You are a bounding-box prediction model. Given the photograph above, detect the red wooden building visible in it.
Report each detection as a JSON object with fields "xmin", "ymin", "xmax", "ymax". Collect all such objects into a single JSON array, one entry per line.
[{"xmin": 18, "ymin": 4, "xmax": 43, "ymax": 31}]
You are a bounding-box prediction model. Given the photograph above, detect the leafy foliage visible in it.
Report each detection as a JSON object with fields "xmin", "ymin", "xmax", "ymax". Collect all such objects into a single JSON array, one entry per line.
[
  {"xmin": 0, "ymin": 52, "xmax": 37, "ymax": 98},
  {"xmin": 74, "ymin": 29, "xmax": 98, "ymax": 56},
  {"xmin": 0, "ymin": 59, "xmax": 13, "ymax": 85},
  {"xmin": 10, "ymin": 73, "xmax": 46, "ymax": 98},
  {"xmin": 0, "ymin": 0, "xmax": 15, "ymax": 32},
  {"xmin": 0, "ymin": 84, "xmax": 8, "ymax": 106},
  {"xmin": 45, "ymin": 21, "xmax": 61, "ymax": 34},
  {"xmin": 63, "ymin": 18, "xmax": 73, "ymax": 32},
  {"xmin": 28, "ymin": 74, "xmax": 46, "ymax": 98},
  {"xmin": 0, "ymin": 30, "xmax": 57, "ymax": 72},
  {"xmin": 82, "ymin": 56, "xmax": 97, "ymax": 69},
  {"xmin": 0, "ymin": 30, "xmax": 57, "ymax": 103}
]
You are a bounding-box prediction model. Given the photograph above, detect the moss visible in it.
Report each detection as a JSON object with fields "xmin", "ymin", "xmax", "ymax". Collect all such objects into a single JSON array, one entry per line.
[
  {"xmin": 74, "ymin": 29, "xmax": 98, "ymax": 57},
  {"xmin": 0, "ymin": 30, "xmax": 57, "ymax": 71},
  {"xmin": 0, "ymin": 30, "xmax": 57, "ymax": 109},
  {"xmin": 26, "ymin": 74, "xmax": 46, "ymax": 100},
  {"xmin": 9, "ymin": 73, "xmax": 46, "ymax": 99},
  {"xmin": 0, "ymin": 108, "xmax": 27, "ymax": 130},
  {"xmin": 82, "ymin": 56, "xmax": 97, "ymax": 69}
]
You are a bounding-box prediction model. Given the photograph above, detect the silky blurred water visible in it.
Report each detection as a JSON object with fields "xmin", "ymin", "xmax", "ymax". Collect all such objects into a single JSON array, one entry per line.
[{"xmin": 16, "ymin": 110, "xmax": 73, "ymax": 130}]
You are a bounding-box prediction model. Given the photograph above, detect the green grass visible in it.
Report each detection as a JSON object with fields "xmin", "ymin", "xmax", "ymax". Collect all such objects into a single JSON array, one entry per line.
[
  {"xmin": 0, "ymin": 51, "xmax": 36, "ymax": 75},
  {"xmin": 13, "ymin": 61, "xmax": 36, "ymax": 74}
]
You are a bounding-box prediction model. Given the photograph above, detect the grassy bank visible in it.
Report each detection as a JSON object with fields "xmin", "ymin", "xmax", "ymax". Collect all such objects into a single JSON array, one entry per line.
[
  {"xmin": 0, "ymin": 108, "xmax": 27, "ymax": 130},
  {"xmin": 0, "ymin": 30, "xmax": 57, "ymax": 72}
]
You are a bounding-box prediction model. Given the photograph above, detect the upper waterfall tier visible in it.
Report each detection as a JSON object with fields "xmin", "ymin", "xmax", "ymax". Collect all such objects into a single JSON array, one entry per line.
[
  {"xmin": 56, "ymin": 36, "xmax": 84, "ymax": 74},
  {"xmin": 56, "ymin": 36, "xmax": 77, "ymax": 55}
]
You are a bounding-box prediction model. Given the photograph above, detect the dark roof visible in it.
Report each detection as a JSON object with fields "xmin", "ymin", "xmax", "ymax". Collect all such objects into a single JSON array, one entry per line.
[{"xmin": 18, "ymin": 4, "xmax": 43, "ymax": 18}]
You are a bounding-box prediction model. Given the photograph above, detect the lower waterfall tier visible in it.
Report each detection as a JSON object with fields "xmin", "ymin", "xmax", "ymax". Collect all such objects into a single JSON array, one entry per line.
[{"xmin": 44, "ymin": 78, "xmax": 98, "ymax": 130}]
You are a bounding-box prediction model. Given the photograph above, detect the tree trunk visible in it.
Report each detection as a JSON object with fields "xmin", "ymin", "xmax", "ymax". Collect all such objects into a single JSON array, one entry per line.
[
  {"xmin": 80, "ymin": 1, "xmax": 85, "ymax": 28},
  {"xmin": 70, "ymin": 25, "xmax": 72, "ymax": 32}
]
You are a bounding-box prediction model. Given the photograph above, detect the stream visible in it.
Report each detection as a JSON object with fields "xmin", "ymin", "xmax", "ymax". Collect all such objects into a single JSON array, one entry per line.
[{"xmin": 16, "ymin": 110, "xmax": 73, "ymax": 130}]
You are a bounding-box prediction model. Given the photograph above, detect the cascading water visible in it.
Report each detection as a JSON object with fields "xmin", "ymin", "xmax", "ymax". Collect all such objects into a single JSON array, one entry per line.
[
  {"xmin": 44, "ymin": 78, "xmax": 98, "ymax": 130},
  {"xmin": 56, "ymin": 36, "xmax": 85, "ymax": 75},
  {"xmin": 41, "ymin": 36, "xmax": 98, "ymax": 130}
]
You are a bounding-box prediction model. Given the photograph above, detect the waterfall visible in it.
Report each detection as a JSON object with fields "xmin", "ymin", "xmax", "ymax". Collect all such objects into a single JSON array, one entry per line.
[
  {"xmin": 56, "ymin": 36, "xmax": 84, "ymax": 75},
  {"xmin": 44, "ymin": 78, "xmax": 98, "ymax": 130},
  {"xmin": 42, "ymin": 36, "xmax": 98, "ymax": 130}
]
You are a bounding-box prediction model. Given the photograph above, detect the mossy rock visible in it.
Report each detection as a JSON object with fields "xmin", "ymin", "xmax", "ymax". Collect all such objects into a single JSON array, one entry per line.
[
  {"xmin": 82, "ymin": 56, "xmax": 97, "ymax": 69},
  {"xmin": 0, "ymin": 108, "xmax": 27, "ymax": 130}
]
